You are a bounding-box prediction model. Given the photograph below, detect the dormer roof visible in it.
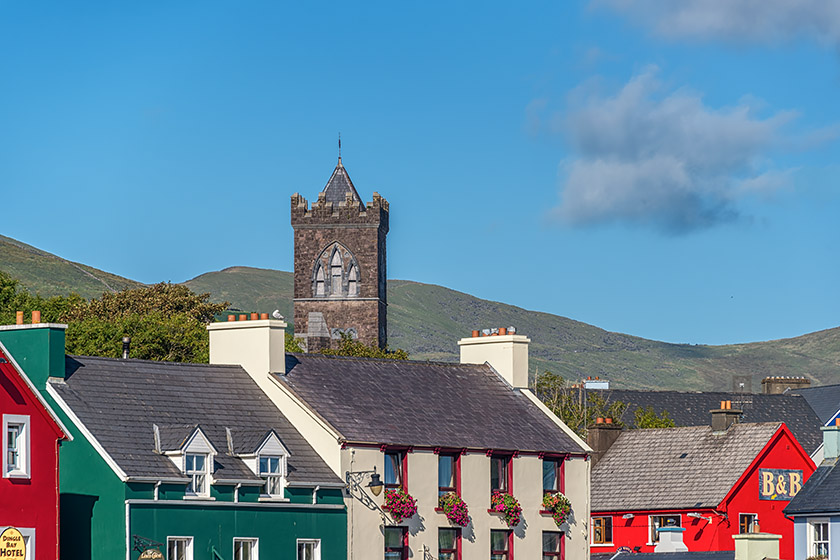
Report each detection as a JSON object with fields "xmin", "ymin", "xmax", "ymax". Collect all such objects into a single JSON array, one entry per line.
[
  {"xmin": 226, "ymin": 427, "xmax": 289, "ymax": 457},
  {"xmin": 155, "ymin": 424, "xmax": 217, "ymax": 455},
  {"xmin": 322, "ymin": 159, "xmax": 364, "ymax": 210}
]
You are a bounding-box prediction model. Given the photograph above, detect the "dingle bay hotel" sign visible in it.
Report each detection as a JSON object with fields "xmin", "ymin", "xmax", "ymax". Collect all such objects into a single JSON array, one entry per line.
[{"xmin": 0, "ymin": 527, "xmax": 26, "ymax": 558}]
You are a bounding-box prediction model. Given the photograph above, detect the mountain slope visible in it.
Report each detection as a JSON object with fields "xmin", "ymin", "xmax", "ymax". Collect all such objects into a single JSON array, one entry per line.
[
  {"xmin": 184, "ymin": 266, "xmax": 840, "ymax": 391},
  {"xmin": 0, "ymin": 234, "xmax": 144, "ymax": 298},
  {"xmin": 3, "ymin": 233, "xmax": 839, "ymax": 392}
]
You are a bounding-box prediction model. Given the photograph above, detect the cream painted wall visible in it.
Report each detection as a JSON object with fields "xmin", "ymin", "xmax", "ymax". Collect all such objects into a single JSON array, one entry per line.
[
  {"xmin": 342, "ymin": 446, "xmax": 590, "ymax": 560},
  {"xmin": 458, "ymin": 334, "xmax": 530, "ymax": 388}
]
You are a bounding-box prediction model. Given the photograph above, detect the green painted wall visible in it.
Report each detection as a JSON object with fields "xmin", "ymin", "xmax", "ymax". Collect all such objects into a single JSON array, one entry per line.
[
  {"xmin": 0, "ymin": 326, "xmax": 129, "ymax": 560},
  {"xmin": 129, "ymin": 501, "xmax": 347, "ymax": 560},
  {"xmin": 0, "ymin": 327, "xmax": 349, "ymax": 560}
]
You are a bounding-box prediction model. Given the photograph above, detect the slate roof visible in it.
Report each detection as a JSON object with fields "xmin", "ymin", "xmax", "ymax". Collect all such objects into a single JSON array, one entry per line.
[
  {"xmin": 591, "ymin": 422, "xmax": 782, "ymax": 511},
  {"xmin": 790, "ymin": 384, "xmax": 840, "ymax": 425},
  {"xmin": 591, "ymin": 389, "xmax": 823, "ymax": 454},
  {"xmin": 50, "ymin": 356, "xmax": 340, "ymax": 486},
  {"xmin": 322, "ymin": 159, "xmax": 364, "ymax": 209},
  {"xmin": 277, "ymin": 354, "xmax": 586, "ymax": 453},
  {"xmin": 784, "ymin": 458, "xmax": 840, "ymax": 515},
  {"xmin": 591, "ymin": 552, "xmax": 734, "ymax": 560}
]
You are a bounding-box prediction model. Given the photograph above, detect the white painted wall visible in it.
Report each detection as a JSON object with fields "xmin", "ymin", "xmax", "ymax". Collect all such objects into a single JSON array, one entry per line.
[{"xmin": 342, "ymin": 446, "xmax": 589, "ymax": 560}]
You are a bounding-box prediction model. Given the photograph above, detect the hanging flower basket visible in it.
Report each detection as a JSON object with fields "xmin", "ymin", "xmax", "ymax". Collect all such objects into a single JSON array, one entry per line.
[
  {"xmin": 542, "ymin": 492, "xmax": 572, "ymax": 527},
  {"xmin": 439, "ymin": 492, "xmax": 471, "ymax": 526},
  {"xmin": 490, "ymin": 491, "xmax": 523, "ymax": 527},
  {"xmin": 382, "ymin": 488, "xmax": 418, "ymax": 523}
]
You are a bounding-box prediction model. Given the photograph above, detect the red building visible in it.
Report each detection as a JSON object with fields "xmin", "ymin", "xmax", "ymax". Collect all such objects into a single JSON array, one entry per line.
[
  {"xmin": 0, "ymin": 340, "xmax": 70, "ymax": 560},
  {"xmin": 590, "ymin": 405, "xmax": 815, "ymax": 560}
]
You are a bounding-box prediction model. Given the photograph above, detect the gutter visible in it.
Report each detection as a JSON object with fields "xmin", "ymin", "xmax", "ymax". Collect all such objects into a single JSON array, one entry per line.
[{"xmin": 125, "ymin": 499, "xmax": 344, "ymax": 510}]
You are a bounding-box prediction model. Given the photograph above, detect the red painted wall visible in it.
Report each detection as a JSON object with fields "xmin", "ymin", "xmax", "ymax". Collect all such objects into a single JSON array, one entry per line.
[
  {"xmin": 591, "ymin": 425, "xmax": 816, "ymax": 560},
  {"xmin": 0, "ymin": 349, "xmax": 66, "ymax": 560}
]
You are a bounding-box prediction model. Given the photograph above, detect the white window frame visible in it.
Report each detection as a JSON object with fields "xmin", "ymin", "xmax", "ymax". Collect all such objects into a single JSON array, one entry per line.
[
  {"xmin": 297, "ymin": 539, "xmax": 321, "ymax": 560},
  {"xmin": 233, "ymin": 537, "xmax": 259, "ymax": 560},
  {"xmin": 808, "ymin": 518, "xmax": 830, "ymax": 558},
  {"xmin": 167, "ymin": 536, "xmax": 193, "ymax": 560},
  {"xmin": 649, "ymin": 515, "xmax": 681, "ymax": 544},
  {"xmin": 258, "ymin": 454, "xmax": 286, "ymax": 498},
  {"xmin": 0, "ymin": 527, "xmax": 34, "ymax": 560},
  {"xmin": 739, "ymin": 513, "xmax": 758, "ymax": 534},
  {"xmin": 184, "ymin": 453, "xmax": 209, "ymax": 497},
  {"xmin": 3, "ymin": 414, "xmax": 30, "ymax": 478}
]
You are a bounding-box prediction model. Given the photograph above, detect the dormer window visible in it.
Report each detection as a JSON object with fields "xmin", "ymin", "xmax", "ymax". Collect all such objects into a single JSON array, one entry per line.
[
  {"xmin": 185, "ymin": 453, "xmax": 209, "ymax": 496},
  {"xmin": 259, "ymin": 455, "xmax": 285, "ymax": 497},
  {"xmin": 155, "ymin": 424, "xmax": 217, "ymax": 500}
]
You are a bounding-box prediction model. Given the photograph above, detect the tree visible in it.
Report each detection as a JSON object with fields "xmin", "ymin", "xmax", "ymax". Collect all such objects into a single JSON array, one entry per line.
[
  {"xmin": 285, "ymin": 332, "xmax": 304, "ymax": 353},
  {"xmin": 632, "ymin": 406, "xmax": 676, "ymax": 429},
  {"xmin": 319, "ymin": 332, "xmax": 409, "ymax": 360},
  {"xmin": 61, "ymin": 283, "xmax": 229, "ymax": 363},
  {"xmin": 534, "ymin": 371, "xmax": 627, "ymax": 438},
  {"xmin": 0, "ymin": 273, "xmax": 229, "ymax": 363}
]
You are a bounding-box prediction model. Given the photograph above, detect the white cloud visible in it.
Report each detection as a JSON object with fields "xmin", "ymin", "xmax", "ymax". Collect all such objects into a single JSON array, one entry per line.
[
  {"xmin": 552, "ymin": 67, "xmax": 797, "ymax": 232},
  {"xmin": 595, "ymin": 0, "xmax": 840, "ymax": 44}
]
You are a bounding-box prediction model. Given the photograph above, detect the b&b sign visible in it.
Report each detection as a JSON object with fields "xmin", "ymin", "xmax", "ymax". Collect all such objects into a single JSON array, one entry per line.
[{"xmin": 759, "ymin": 468, "xmax": 803, "ymax": 500}]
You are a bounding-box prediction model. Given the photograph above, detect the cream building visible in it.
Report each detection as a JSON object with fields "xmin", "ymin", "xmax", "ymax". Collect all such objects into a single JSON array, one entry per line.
[{"xmin": 208, "ymin": 318, "xmax": 591, "ymax": 560}]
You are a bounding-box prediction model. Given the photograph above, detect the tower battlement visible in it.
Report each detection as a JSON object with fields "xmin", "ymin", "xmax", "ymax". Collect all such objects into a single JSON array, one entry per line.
[{"xmin": 290, "ymin": 191, "xmax": 389, "ymax": 231}]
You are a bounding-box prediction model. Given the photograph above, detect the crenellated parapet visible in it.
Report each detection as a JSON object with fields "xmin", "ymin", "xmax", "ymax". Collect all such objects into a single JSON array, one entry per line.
[{"xmin": 290, "ymin": 191, "xmax": 389, "ymax": 232}]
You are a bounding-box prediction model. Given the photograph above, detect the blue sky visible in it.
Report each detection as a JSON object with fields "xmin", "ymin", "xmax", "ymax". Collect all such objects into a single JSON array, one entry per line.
[{"xmin": 2, "ymin": 1, "xmax": 838, "ymax": 345}]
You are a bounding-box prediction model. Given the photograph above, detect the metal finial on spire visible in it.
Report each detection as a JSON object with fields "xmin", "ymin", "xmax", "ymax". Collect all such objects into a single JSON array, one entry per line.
[{"xmin": 338, "ymin": 133, "xmax": 342, "ymax": 164}]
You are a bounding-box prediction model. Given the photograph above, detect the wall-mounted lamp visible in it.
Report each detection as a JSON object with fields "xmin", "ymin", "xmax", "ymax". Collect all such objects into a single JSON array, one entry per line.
[
  {"xmin": 367, "ymin": 471, "xmax": 383, "ymax": 496},
  {"xmin": 622, "ymin": 513, "xmax": 635, "ymax": 519},
  {"xmin": 345, "ymin": 467, "xmax": 388, "ymax": 522},
  {"xmin": 687, "ymin": 512, "xmax": 712, "ymax": 523}
]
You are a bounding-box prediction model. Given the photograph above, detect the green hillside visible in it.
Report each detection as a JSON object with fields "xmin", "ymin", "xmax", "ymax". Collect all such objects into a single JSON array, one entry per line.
[
  {"xmin": 3, "ymin": 233, "xmax": 839, "ymax": 392},
  {"xmin": 0, "ymin": 234, "xmax": 144, "ymax": 298},
  {"xmin": 184, "ymin": 266, "xmax": 840, "ymax": 391}
]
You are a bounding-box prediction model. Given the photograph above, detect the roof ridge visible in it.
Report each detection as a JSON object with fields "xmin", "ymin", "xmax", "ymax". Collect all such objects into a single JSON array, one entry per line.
[
  {"xmin": 288, "ymin": 352, "xmax": 490, "ymax": 368},
  {"xmin": 69, "ymin": 355, "xmax": 244, "ymax": 369}
]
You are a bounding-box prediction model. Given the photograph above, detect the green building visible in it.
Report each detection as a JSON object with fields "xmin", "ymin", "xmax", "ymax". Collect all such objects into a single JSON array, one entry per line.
[{"xmin": 0, "ymin": 323, "xmax": 347, "ymax": 560}]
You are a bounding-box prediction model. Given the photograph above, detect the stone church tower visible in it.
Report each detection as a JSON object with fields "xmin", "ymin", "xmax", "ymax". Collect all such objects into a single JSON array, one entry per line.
[{"xmin": 290, "ymin": 157, "xmax": 389, "ymax": 351}]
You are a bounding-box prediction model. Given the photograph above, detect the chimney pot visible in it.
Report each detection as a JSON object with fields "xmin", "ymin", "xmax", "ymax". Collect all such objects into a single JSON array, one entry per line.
[
  {"xmin": 260, "ymin": 313, "xmax": 269, "ymax": 320},
  {"xmin": 15, "ymin": 311, "xmax": 23, "ymax": 325},
  {"xmin": 228, "ymin": 315, "xmax": 236, "ymax": 322},
  {"xmin": 605, "ymin": 417, "xmax": 613, "ymax": 424},
  {"xmin": 250, "ymin": 312, "xmax": 258, "ymax": 320},
  {"xmin": 238, "ymin": 314, "xmax": 247, "ymax": 321},
  {"xmin": 471, "ymin": 330, "xmax": 479, "ymax": 338},
  {"xmin": 499, "ymin": 327, "xmax": 507, "ymax": 335},
  {"xmin": 31, "ymin": 310, "xmax": 41, "ymax": 324},
  {"xmin": 720, "ymin": 400, "xmax": 726, "ymax": 409},
  {"xmin": 596, "ymin": 417, "xmax": 604, "ymax": 424},
  {"xmin": 122, "ymin": 336, "xmax": 131, "ymax": 360}
]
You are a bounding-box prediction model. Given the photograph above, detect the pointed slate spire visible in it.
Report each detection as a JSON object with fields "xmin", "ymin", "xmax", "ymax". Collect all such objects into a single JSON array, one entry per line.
[{"xmin": 321, "ymin": 156, "xmax": 364, "ymax": 210}]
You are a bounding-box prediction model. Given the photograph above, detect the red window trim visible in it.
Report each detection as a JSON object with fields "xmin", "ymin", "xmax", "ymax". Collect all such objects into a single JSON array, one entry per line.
[
  {"xmin": 542, "ymin": 530, "xmax": 563, "ymax": 559},
  {"xmin": 489, "ymin": 452, "xmax": 514, "ymax": 495},
  {"xmin": 385, "ymin": 526, "xmax": 409, "ymax": 560},
  {"xmin": 438, "ymin": 527, "xmax": 462, "ymax": 560},
  {"xmin": 438, "ymin": 451, "xmax": 462, "ymax": 497},
  {"xmin": 543, "ymin": 457, "xmax": 566, "ymax": 495},
  {"xmin": 383, "ymin": 448, "xmax": 409, "ymax": 491},
  {"xmin": 490, "ymin": 529, "xmax": 513, "ymax": 560}
]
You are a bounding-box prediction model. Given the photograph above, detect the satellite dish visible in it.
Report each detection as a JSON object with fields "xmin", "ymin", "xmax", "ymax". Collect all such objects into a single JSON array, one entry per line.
[{"xmin": 272, "ymin": 310, "xmax": 284, "ymax": 320}]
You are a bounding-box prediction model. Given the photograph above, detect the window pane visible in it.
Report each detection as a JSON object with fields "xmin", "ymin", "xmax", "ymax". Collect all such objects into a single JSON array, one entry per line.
[
  {"xmin": 384, "ymin": 527, "xmax": 404, "ymax": 548},
  {"xmin": 543, "ymin": 532, "xmax": 560, "ymax": 551},
  {"xmin": 194, "ymin": 455, "xmax": 205, "ymax": 471},
  {"xmin": 384, "ymin": 453, "xmax": 402, "ymax": 486},
  {"xmin": 385, "ymin": 554, "xmax": 402, "ymax": 560},
  {"xmin": 439, "ymin": 456, "xmax": 454, "ymax": 490},
  {"xmin": 298, "ymin": 542, "xmax": 315, "ymax": 560},
  {"xmin": 491, "ymin": 457, "xmax": 507, "ymax": 491},
  {"xmin": 491, "ymin": 530, "xmax": 509, "ymax": 551},
  {"xmin": 543, "ymin": 460, "xmax": 557, "ymax": 492},
  {"xmin": 439, "ymin": 528, "xmax": 456, "ymax": 549}
]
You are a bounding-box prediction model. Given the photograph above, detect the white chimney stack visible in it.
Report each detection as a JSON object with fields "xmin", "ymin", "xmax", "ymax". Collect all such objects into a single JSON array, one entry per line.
[
  {"xmin": 732, "ymin": 533, "xmax": 781, "ymax": 560},
  {"xmin": 655, "ymin": 527, "xmax": 688, "ymax": 553},
  {"xmin": 207, "ymin": 317, "xmax": 287, "ymax": 376},
  {"xmin": 458, "ymin": 329, "xmax": 530, "ymax": 389}
]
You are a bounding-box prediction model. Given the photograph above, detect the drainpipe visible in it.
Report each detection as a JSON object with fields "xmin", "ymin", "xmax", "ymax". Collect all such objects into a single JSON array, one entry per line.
[
  {"xmin": 154, "ymin": 481, "xmax": 161, "ymax": 501},
  {"xmin": 234, "ymin": 483, "xmax": 242, "ymax": 503},
  {"xmin": 312, "ymin": 485, "xmax": 320, "ymax": 505}
]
